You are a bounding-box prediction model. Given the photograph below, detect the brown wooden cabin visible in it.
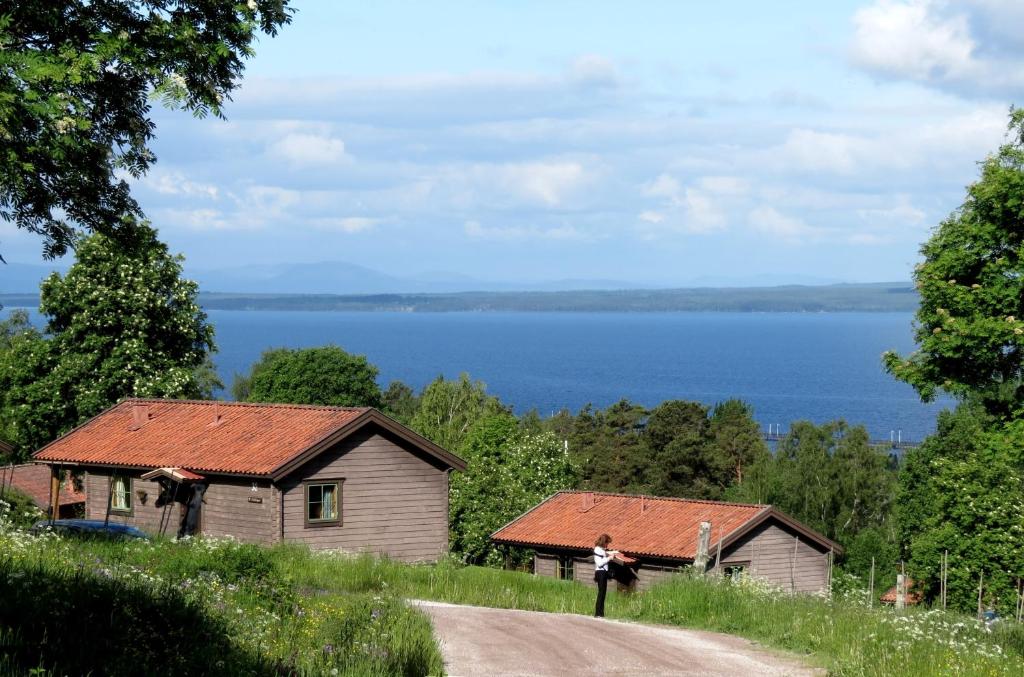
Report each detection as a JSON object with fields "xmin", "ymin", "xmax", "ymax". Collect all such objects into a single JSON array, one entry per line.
[
  {"xmin": 0, "ymin": 463, "xmax": 85, "ymax": 518},
  {"xmin": 33, "ymin": 399, "xmax": 466, "ymax": 562},
  {"xmin": 492, "ymin": 491, "xmax": 842, "ymax": 593}
]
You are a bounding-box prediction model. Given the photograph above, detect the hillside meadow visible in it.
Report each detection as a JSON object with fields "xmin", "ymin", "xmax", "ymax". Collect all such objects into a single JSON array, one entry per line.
[{"xmin": 2, "ymin": 507, "xmax": 1023, "ymax": 677}]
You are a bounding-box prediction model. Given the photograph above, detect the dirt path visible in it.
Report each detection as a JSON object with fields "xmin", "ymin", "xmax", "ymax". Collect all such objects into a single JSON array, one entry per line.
[{"xmin": 413, "ymin": 600, "xmax": 822, "ymax": 677}]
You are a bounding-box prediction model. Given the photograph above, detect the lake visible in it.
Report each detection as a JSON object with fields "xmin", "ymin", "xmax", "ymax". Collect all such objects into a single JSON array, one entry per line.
[{"xmin": 3, "ymin": 308, "xmax": 951, "ymax": 441}]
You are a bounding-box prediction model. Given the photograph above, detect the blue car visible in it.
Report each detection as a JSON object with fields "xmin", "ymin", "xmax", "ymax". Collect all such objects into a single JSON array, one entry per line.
[{"xmin": 30, "ymin": 519, "xmax": 150, "ymax": 540}]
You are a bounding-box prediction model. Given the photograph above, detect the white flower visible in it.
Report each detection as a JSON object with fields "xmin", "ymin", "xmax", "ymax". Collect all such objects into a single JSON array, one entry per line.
[{"xmin": 247, "ymin": 0, "xmax": 258, "ymax": 10}]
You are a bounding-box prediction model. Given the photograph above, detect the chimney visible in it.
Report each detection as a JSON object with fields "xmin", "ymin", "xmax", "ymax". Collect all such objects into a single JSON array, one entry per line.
[
  {"xmin": 694, "ymin": 521, "xmax": 712, "ymax": 570},
  {"xmin": 210, "ymin": 402, "xmax": 225, "ymax": 427},
  {"xmin": 580, "ymin": 492, "xmax": 594, "ymax": 511},
  {"xmin": 130, "ymin": 405, "xmax": 150, "ymax": 431}
]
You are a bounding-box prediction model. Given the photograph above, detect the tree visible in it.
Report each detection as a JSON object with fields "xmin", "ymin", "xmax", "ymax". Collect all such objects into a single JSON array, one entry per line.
[
  {"xmin": 884, "ymin": 110, "xmax": 1024, "ymax": 417},
  {"xmin": 732, "ymin": 420, "xmax": 896, "ymax": 544},
  {"xmin": 235, "ymin": 346, "xmax": 383, "ymax": 408},
  {"xmin": 569, "ymin": 400, "xmax": 649, "ymax": 493},
  {"xmin": 449, "ymin": 412, "xmax": 580, "ymax": 566},
  {"xmin": 708, "ymin": 399, "xmax": 770, "ymax": 486},
  {"xmin": 381, "ymin": 380, "xmax": 419, "ymax": 424},
  {"xmin": 0, "ymin": 223, "xmax": 215, "ymax": 452},
  {"xmin": 897, "ymin": 404, "xmax": 1024, "ymax": 615},
  {"xmin": 410, "ymin": 374, "xmax": 506, "ymax": 450},
  {"xmin": 643, "ymin": 400, "xmax": 729, "ymax": 499},
  {"xmin": 0, "ymin": 2, "xmax": 293, "ymax": 259}
]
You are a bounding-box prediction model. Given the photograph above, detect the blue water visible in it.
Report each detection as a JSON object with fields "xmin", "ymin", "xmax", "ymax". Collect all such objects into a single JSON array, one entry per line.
[
  {"xmin": 2, "ymin": 308, "xmax": 950, "ymax": 441},
  {"xmin": 205, "ymin": 310, "xmax": 947, "ymax": 442}
]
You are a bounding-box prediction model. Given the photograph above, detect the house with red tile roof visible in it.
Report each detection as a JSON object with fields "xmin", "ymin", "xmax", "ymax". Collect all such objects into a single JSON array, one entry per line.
[
  {"xmin": 491, "ymin": 491, "xmax": 841, "ymax": 592},
  {"xmin": 33, "ymin": 399, "xmax": 466, "ymax": 562},
  {"xmin": 0, "ymin": 464, "xmax": 85, "ymax": 519}
]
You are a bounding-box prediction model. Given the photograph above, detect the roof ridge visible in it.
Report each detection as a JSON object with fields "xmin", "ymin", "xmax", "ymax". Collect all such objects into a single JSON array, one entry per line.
[
  {"xmin": 120, "ymin": 398, "xmax": 372, "ymax": 413},
  {"xmin": 557, "ymin": 489, "xmax": 767, "ymax": 510}
]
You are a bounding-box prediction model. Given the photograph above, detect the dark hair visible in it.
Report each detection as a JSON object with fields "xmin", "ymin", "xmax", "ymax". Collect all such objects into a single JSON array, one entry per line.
[{"xmin": 595, "ymin": 533, "xmax": 612, "ymax": 548}]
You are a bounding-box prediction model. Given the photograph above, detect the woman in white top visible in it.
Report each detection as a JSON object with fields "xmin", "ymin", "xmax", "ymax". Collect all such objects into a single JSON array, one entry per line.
[{"xmin": 593, "ymin": 533, "xmax": 617, "ymax": 617}]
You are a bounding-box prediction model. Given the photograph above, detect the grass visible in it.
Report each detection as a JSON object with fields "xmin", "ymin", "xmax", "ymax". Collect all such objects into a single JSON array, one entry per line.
[
  {"xmin": 0, "ymin": 523, "xmax": 443, "ymax": 676},
  {"xmin": 273, "ymin": 547, "xmax": 1024, "ymax": 677},
  {"xmin": 3, "ymin": 506, "xmax": 1023, "ymax": 677}
]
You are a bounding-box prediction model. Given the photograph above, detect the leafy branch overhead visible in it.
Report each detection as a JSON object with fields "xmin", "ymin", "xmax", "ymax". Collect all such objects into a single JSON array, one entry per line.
[
  {"xmin": 884, "ymin": 109, "xmax": 1024, "ymax": 416},
  {"xmin": 0, "ymin": 1, "xmax": 293, "ymax": 259}
]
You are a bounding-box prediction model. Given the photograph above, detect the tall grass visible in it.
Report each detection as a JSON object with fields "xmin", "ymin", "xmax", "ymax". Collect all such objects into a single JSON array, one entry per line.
[
  {"xmin": 0, "ymin": 522, "xmax": 443, "ymax": 676},
  {"xmin": 274, "ymin": 547, "xmax": 1024, "ymax": 677}
]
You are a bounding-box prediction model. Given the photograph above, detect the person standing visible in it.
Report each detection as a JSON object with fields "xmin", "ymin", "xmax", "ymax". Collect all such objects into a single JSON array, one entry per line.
[{"xmin": 593, "ymin": 533, "xmax": 617, "ymax": 617}]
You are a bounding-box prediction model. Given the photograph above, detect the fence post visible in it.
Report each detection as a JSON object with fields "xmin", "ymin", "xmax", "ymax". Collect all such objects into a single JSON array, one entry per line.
[
  {"xmin": 977, "ymin": 572, "xmax": 984, "ymax": 621},
  {"xmin": 868, "ymin": 557, "xmax": 875, "ymax": 608}
]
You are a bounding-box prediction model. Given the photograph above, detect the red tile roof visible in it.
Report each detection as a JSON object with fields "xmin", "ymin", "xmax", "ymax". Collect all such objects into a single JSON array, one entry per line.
[
  {"xmin": 33, "ymin": 399, "xmax": 465, "ymax": 477},
  {"xmin": 492, "ymin": 491, "xmax": 840, "ymax": 561},
  {"xmin": 880, "ymin": 578, "xmax": 923, "ymax": 605},
  {"xmin": 1, "ymin": 464, "xmax": 85, "ymax": 509}
]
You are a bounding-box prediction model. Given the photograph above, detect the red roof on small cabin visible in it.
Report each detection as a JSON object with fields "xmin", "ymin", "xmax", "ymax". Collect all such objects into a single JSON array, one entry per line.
[
  {"xmin": 880, "ymin": 578, "xmax": 923, "ymax": 605},
  {"xmin": 2, "ymin": 464, "xmax": 85, "ymax": 509},
  {"xmin": 33, "ymin": 399, "xmax": 465, "ymax": 478},
  {"xmin": 492, "ymin": 491, "xmax": 841, "ymax": 561}
]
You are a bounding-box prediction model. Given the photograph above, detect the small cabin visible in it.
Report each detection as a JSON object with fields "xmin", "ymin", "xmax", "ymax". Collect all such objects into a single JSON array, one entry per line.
[
  {"xmin": 0, "ymin": 463, "xmax": 85, "ymax": 519},
  {"xmin": 492, "ymin": 491, "xmax": 841, "ymax": 593},
  {"xmin": 33, "ymin": 399, "xmax": 465, "ymax": 562}
]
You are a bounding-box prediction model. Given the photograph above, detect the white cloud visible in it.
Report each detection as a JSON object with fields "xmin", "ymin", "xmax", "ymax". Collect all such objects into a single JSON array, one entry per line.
[
  {"xmin": 499, "ymin": 161, "xmax": 588, "ymax": 206},
  {"xmin": 849, "ymin": 0, "xmax": 1024, "ymax": 97},
  {"xmin": 144, "ymin": 170, "xmax": 219, "ymax": 199},
  {"xmin": 464, "ymin": 219, "xmax": 588, "ymax": 241},
  {"xmin": 749, "ymin": 206, "xmax": 822, "ymax": 243},
  {"xmin": 570, "ymin": 54, "xmax": 620, "ymax": 88},
  {"xmin": 777, "ymin": 129, "xmax": 865, "ymax": 174},
  {"xmin": 267, "ymin": 133, "xmax": 348, "ymax": 167},
  {"xmin": 638, "ymin": 174, "xmax": 739, "ymax": 235},
  {"xmin": 311, "ymin": 217, "xmax": 380, "ymax": 233}
]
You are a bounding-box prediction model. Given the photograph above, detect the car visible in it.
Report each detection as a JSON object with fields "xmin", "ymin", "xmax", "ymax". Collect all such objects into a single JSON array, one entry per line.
[{"xmin": 30, "ymin": 519, "xmax": 150, "ymax": 540}]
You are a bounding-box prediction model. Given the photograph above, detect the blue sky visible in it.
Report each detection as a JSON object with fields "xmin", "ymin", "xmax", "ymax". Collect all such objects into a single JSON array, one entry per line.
[{"xmin": 3, "ymin": 0, "xmax": 1023, "ymax": 286}]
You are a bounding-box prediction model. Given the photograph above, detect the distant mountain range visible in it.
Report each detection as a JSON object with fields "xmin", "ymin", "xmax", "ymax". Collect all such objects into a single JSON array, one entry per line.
[{"xmin": 1, "ymin": 260, "xmax": 847, "ymax": 295}]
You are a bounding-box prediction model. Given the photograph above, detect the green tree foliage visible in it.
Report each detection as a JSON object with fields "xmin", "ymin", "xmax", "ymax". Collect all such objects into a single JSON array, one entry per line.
[
  {"xmin": 709, "ymin": 399, "xmax": 770, "ymax": 486},
  {"xmin": 733, "ymin": 421, "xmax": 896, "ymax": 546},
  {"xmin": 410, "ymin": 374, "xmax": 507, "ymax": 451},
  {"xmin": 449, "ymin": 412, "xmax": 580, "ymax": 566},
  {"xmin": 0, "ymin": 310, "xmax": 39, "ymax": 450},
  {"xmin": 884, "ymin": 110, "xmax": 1024, "ymax": 417},
  {"xmin": 0, "ymin": 1, "xmax": 293, "ymax": 259},
  {"xmin": 234, "ymin": 346, "xmax": 383, "ymax": 408},
  {"xmin": 570, "ymin": 400, "xmax": 649, "ymax": 493},
  {"xmin": 568, "ymin": 398, "xmax": 768, "ymax": 500},
  {"xmin": 897, "ymin": 405, "xmax": 1024, "ymax": 615},
  {"xmin": 0, "ymin": 224, "xmax": 215, "ymax": 453},
  {"xmin": 381, "ymin": 380, "xmax": 419, "ymax": 425}
]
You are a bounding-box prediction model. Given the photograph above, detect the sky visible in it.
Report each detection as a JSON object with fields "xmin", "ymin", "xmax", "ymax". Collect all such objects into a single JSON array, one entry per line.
[{"xmin": 3, "ymin": 0, "xmax": 1024, "ymax": 286}]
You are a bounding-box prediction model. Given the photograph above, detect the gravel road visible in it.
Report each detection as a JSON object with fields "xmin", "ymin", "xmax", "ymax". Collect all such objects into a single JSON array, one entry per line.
[{"xmin": 413, "ymin": 600, "xmax": 823, "ymax": 677}]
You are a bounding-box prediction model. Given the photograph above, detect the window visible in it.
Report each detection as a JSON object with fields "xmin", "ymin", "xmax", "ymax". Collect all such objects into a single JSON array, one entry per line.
[
  {"xmin": 305, "ymin": 481, "xmax": 341, "ymax": 525},
  {"xmin": 724, "ymin": 564, "xmax": 748, "ymax": 581},
  {"xmin": 111, "ymin": 474, "xmax": 131, "ymax": 513},
  {"xmin": 557, "ymin": 556, "xmax": 574, "ymax": 581}
]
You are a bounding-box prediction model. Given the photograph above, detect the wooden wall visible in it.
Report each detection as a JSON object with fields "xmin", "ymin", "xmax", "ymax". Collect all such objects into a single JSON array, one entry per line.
[
  {"xmin": 84, "ymin": 470, "xmax": 277, "ymax": 543},
  {"xmin": 528, "ymin": 518, "xmax": 831, "ymax": 594},
  {"xmin": 279, "ymin": 427, "xmax": 450, "ymax": 563},
  {"xmin": 716, "ymin": 521, "xmax": 830, "ymax": 593}
]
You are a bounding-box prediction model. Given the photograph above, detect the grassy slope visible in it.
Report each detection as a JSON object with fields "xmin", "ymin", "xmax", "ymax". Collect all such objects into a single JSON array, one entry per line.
[
  {"xmin": 275, "ymin": 548, "xmax": 1024, "ymax": 677},
  {"xmin": 0, "ymin": 530, "xmax": 443, "ymax": 677},
  {"xmin": 3, "ymin": 521, "xmax": 1022, "ymax": 677}
]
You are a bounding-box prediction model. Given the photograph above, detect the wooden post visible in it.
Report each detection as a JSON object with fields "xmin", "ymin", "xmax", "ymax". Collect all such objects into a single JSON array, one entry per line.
[
  {"xmin": 103, "ymin": 473, "xmax": 115, "ymax": 527},
  {"xmin": 896, "ymin": 573, "xmax": 906, "ymax": 609},
  {"xmin": 694, "ymin": 521, "xmax": 712, "ymax": 571},
  {"xmin": 977, "ymin": 572, "xmax": 984, "ymax": 621},
  {"xmin": 713, "ymin": 528, "xmax": 723, "ymax": 573},
  {"xmin": 1016, "ymin": 578, "xmax": 1022, "ymax": 623},
  {"xmin": 941, "ymin": 550, "xmax": 948, "ymax": 611},
  {"xmin": 868, "ymin": 557, "xmax": 875, "ymax": 608},
  {"xmin": 790, "ymin": 536, "xmax": 799, "ymax": 593},
  {"xmin": 826, "ymin": 548, "xmax": 834, "ymax": 599},
  {"xmin": 49, "ymin": 466, "xmax": 61, "ymax": 523}
]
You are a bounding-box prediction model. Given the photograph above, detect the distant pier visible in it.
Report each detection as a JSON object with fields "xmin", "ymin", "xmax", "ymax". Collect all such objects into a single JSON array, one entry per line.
[{"xmin": 763, "ymin": 425, "xmax": 919, "ymax": 450}]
